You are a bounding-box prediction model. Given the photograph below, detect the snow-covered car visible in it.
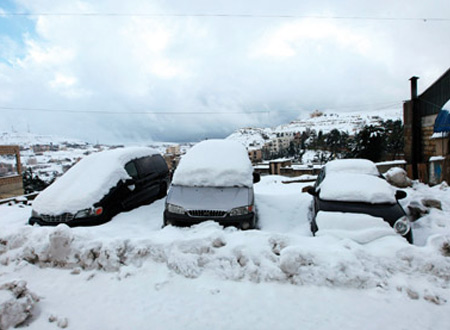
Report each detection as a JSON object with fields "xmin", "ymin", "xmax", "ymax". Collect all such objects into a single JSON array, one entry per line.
[
  {"xmin": 29, "ymin": 147, "xmax": 169, "ymax": 226},
  {"xmin": 164, "ymin": 139, "xmax": 260, "ymax": 229},
  {"xmin": 305, "ymin": 159, "xmax": 413, "ymax": 243}
]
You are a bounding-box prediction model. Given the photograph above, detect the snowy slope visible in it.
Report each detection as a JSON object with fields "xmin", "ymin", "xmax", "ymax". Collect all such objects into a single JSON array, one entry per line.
[
  {"xmin": 0, "ymin": 132, "xmax": 88, "ymax": 147},
  {"xmin": 227, "ymin": 108, "xmax": 402, "ymax": 149}
]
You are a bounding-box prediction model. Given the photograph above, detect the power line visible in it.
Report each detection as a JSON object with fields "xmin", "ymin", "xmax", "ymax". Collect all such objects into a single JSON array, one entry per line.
[
  {"xmin": 0, "ymin": 101, "xmax": 403, "ymax": 116},
  {"xmin": 1, "ymin": 12, "xmax": 450, "ymax": 22},
  {"xmin": 0, "ymin": 106, "xmax": 270, "ymax": 115}
]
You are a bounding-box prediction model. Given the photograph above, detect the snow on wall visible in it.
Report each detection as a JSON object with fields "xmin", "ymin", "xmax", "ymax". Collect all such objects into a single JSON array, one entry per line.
[
  {"xmin": 172, "ymin": 140, "xmax": 254, "ymax": 187},
  {"xmin": 32, "ymin": 147, "xmax": 158, "ymax": 215}
]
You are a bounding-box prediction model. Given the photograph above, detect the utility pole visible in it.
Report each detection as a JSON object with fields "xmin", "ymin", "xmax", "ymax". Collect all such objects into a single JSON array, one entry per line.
[{"xmin": 410, "ymin": 76, "xmax": 421, "ymax": 180}]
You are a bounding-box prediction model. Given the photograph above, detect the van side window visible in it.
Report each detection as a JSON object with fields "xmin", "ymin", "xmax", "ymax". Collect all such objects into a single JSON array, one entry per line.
[
  {"xmin": 135, "ymin": 155, "xmax": 168, "ymax": 177},
  {"xmin": 125, "ymin": 161, "xmax": 139, "ymax": 179},
  {"xmin": 316, "ymin": 169, "xmax": 326, "ymax": 187}
]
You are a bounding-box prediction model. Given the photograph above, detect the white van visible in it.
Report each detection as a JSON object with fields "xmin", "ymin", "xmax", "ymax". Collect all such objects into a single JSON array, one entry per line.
[{"xmin": 163, "ymin": 139, "xmax": 260, "ymax": 229}]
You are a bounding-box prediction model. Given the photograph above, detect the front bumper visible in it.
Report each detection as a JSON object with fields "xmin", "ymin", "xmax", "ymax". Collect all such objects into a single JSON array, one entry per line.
[
  {"xmin": 163, "ymin": 210, "xmax": 256, "ymax": 229},
  {"xmin": 28, "ymin": 214, "xmax": 109, "ymax": 227}
]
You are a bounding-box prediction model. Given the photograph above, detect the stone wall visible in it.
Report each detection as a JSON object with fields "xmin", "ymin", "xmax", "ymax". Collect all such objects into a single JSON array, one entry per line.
[{"xmin": 0, "ymin": 176, "xmax": 23, "ymax": 199}]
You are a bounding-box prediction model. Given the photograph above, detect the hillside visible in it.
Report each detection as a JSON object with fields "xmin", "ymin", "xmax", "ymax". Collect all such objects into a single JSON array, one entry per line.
[
  {"xmin": 0, "ymin": 132, "xmax": 88, "ymax": 148},
  {"xmin": 227, "ymin": 108, "xmax": 403, "ymax": 150}
]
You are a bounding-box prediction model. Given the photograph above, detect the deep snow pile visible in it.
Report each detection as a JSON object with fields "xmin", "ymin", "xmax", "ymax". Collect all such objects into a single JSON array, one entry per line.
[
  {"xmin": 315, "ymin": 212, "xmax": 398, "ymax": 243},
  {"xmin": 172, "ymin": 140, "xmax": 254, "ymax": 187},
  {"xmin": 0, "ymin": 280, "xmax": 39, "ymax": 329},
  {"xmin": 0, "ymin": 175, "xmax": 450, "ymax": 329},
  {"xmin": 32, "ymin": 147, "xmax": 158, "ymax": 215}
]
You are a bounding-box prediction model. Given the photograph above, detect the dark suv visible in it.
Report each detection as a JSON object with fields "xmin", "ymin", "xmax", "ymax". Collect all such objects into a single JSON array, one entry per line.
[
  {"xmin": 29, "ymin": 147, "xmax": 169, "ymax": 227},
  {"xmin": 305, "ymin": 159, "xmax": 413, "ymax": 243}
]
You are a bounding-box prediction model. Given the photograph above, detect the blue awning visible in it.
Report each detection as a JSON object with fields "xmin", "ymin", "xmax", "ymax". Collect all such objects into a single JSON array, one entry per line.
[{"xmin": 434, "ymin": 109, "xmax": 450, "ymax": 133}]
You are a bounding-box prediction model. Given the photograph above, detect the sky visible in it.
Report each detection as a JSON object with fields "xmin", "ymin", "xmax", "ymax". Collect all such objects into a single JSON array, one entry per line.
[{"xmin": 0, "ymin": 0, "xmax": 449, "ymax": 144}]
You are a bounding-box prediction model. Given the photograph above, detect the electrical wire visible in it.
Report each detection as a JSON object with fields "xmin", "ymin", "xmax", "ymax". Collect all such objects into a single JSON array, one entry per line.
[
  {"xmin": 0, "ymin": 101, "xmax": 404, "ymax": 116},
  {"xmin": 0, "ymin": 106, "xmax": 270, "ymax": 115},
  {"xmin": 1, "ymin": 12, "xmax": 449, "ymax": 22}
]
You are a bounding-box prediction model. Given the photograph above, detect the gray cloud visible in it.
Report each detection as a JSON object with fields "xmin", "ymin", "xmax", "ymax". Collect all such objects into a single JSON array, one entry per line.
[{"xmin": 1, "ymin": 0, "xmax": 449, "ymax": 143}]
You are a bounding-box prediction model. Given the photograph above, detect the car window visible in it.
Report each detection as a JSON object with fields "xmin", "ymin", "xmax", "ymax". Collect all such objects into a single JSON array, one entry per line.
[
  {"xmin": 316, "ymin": 168, "xmax": 326, "ymax": 187},
  {"xmin": 125, "ymin": 161, "xmax": 139, "ymax": 179},
  {"xmin": 135, "ymin": 155, "xmax": 168, "ymax": 177}
]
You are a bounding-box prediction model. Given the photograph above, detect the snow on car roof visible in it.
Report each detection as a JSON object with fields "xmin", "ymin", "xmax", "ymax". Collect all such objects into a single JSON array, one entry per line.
[
  {"xmin": 172, "ymin": 139, "xmax": 254, "ymax": 187},
  {"xmin": 324, "ymin": 159, "xmax": 380, "ymax": 176},
  {"xmin": 33, "ymin": 147, "xmax": 159, "ymax": 215},
  {"xmin": 319, "ymin": 173, "xmax": 397, "ymax": 204}
]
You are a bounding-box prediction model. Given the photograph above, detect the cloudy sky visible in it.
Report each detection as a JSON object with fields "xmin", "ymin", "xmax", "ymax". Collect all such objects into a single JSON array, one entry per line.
[{"xmin": 0, "ymin": 0, "xmax": 449, "ymax": 144}]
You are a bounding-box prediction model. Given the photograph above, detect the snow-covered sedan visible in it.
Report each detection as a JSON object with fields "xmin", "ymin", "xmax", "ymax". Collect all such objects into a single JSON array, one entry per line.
[
  {"xmin": 29, "ymin": 147, "xmax": 169, "ymax": 226},
  {"xmin": 305, "ymin": 159, "xmax": 413, "ymax": 243}
]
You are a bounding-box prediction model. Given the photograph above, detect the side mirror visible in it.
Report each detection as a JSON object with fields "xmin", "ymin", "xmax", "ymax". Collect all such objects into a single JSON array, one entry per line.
[
  {"xmin": 123, "ymin": 178, "xmax": 136, "ymax": 191},
  {"xmin": 302, "ymin": 186, "xmax": 317, "ymax": 196},
  {"xmin": 253, "ymin": 172, "xmax": 261, "ymax": 184},
  {"xmin": 395, "ymin": 190, "xmax": 407, "ymax": 200}
]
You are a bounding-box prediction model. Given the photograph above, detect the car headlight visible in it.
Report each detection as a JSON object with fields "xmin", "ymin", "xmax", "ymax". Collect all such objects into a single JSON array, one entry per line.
[
  {"xmin": 167, "ymin": 203, "xmax": 185, "ymax": 215},
  {"xmin": 74, "ymin": 208, "xmax": 91, "ymax": 219},
  {"xmin": 230, "ymin": 205, "xmax": 252, "ymax": 216},
  {"xmin": 74, "ymin": 207, "xmax": 103, "ymax": 219},
  {"xmin": 394, "ymin": 217, "xmax": 411, "ymax": 236}
]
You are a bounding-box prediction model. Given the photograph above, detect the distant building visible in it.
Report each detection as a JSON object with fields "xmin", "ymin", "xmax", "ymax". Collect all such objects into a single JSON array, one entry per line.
[
  {"xmin": 166, "ymin": 145, "xmax": 181, "ymax": 155},
  {"xmin": 248, "ymin": 149, "xmax": 262, "ymax": 164},
  {"xmin": 0, "ymin": 145, "xmax": 24, "ymax": 199}
]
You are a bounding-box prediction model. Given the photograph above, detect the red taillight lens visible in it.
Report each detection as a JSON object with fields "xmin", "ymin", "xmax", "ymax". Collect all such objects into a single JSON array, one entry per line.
[
  {"xmin": 94, "ymin": 207, "xmax": 103, "ymax": 216},
  {"xmin": 248, "ymin": 205, "xmax": 253, "ymax": 212}
]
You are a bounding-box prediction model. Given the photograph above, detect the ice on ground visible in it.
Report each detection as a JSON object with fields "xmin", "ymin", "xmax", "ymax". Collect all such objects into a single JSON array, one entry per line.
[
  {"xmin": 32, "ymin": 147, "xmax": 158, "ymax": 215},
  {"xmin": 171, "ymin": 139, "xmax": 254, "ymax": 187},
  {"xmin": 315, "ymin": 212, "xmax": 398, "ymax": 244},
  {"xmin": 319, "ymin": 173, "xmax": 397, "ymax": 203},
  {"xmin": 324, "ymin": 158, "xmax": 380, "ymax": 176}
]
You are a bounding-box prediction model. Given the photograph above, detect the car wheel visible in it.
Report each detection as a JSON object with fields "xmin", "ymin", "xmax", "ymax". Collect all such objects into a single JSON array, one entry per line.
[
  {"xmin": 310, "ymin": 219, "xmax": 318, "ymax": 236},
  {"xmin": 404, "ymin": 230, "xmax": 413, "ymax": 244},
  {"xmin": 158, "ymin": 183, "xmax": 168, "ymax": 199}
]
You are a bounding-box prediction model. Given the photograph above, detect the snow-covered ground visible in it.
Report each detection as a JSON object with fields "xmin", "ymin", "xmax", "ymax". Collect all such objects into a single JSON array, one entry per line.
[{"xmin": 1, "ymin": 175, "xmax": 450, "ymax": 329}]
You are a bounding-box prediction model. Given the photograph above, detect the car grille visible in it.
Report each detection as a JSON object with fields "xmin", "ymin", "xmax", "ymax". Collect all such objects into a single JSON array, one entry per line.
[
  {"xmin": 187, "ymin": 210, "xmax": 227, "ymax": 218},
  {"xmin": 40, "ymin": 213, "xmax": 75, "ymax": 223}
]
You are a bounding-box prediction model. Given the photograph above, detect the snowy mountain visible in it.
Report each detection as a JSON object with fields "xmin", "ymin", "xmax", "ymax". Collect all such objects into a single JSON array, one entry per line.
[
  {"xmin": 227, "ymin": 108, "xmax": 403, "ymax": 149},
  {"xmin": 0, "ymin": 131, "xmax": 89, "ymax": 148}
]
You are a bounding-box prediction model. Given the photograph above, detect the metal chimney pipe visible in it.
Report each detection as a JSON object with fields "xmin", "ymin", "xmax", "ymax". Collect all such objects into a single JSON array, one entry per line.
[{"xmin": 410, "ymin": 76, "xmax": 419, "ymax": 99}]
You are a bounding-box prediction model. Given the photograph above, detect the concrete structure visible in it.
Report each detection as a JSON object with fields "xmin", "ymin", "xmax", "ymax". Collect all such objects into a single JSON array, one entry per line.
[{"xmin": 0, "ymin": 145, "xmax": 24, "ymax": 199}]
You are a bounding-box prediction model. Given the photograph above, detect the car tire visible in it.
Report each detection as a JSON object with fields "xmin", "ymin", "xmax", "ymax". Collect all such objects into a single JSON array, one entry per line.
[
  {"xmin": 158, "ymin": 183, "xmax": 168, "ymax": 199},
  {"xmin": 404, "ymin": 230, "xmax": 413, "ymax": 244}
]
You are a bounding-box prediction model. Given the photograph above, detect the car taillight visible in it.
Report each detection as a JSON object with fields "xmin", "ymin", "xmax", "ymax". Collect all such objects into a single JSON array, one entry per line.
[{"xmin": 94, "ymin": 207, "xmax": 103, "ymax": 216}]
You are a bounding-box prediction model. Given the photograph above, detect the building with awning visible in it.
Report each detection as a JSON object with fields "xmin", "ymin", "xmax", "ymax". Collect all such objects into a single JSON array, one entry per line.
[
  {"xmin": 403, "ymin": 69, "xmax": 450, "ymax": 184},
  {"xmin": 434, "ymin": 103, "xmax": 450, "ymax": 133}
]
